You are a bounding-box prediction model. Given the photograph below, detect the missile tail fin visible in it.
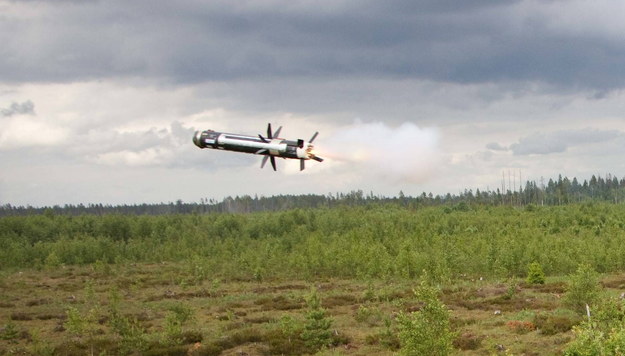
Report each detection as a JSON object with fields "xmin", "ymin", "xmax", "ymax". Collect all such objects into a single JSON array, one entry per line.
[
  {"xmin": 309, "ymin": 132, "xmax": 319, "ymax": 143},
  {"xmin": 273, "ymin": 126, "xmax": 282, "ymax": 138},
  {"xmin": 270, "ymin": 156, "xmax": 277, "ymax": 171}
]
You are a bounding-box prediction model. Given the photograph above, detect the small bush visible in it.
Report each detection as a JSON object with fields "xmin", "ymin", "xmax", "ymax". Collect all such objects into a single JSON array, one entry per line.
[
  {"xmin": 564, "ymin": 296, "xmax": 625, "ymax": 354},
  {"xmin": 506, "ymin": 320, "xmax": 536, "ymax": 334},
  {"xmin": 354, "ymin": 305, "xmax": 384, "ymax": 326},
  {"xmin": 0, "ymin": 320, "xmax": 20, "ymax": 342},
  {"xmin": 534, "ymin": 310, "xmax": 581, "ymax": 335},
  {"xmin": 526, "ymin": 261, "xmax": 546, "ymax": 285},
  {"xmin": 397, "ymin": 282, "xmax": 454, "ymax": 356},
  {"xmin": 63, "ymin": 307, "xmax": 110, "ymax": 356},
  {"xmin": 45, "ymin": 252, "xmax": 62, "ymax": 269},
  {"xmin": 201, "ymin": 327, "xmax": 264, "ymax": 355},
  {"xmin": 564, "ymin": 322, "xmax": 605, "ymax": 356},
  {"xmin": 29, "ymin": 329, "xmax": 55, "ymax": 356},
  {"xmin": 64, "ymin": 306, "xmax": 99, "ymax": 338},
  {"xmin": 92, "ymin": 259, "xmax": 113, "ymax": 276},
  {"xmin": 593, "ymin": 296, "xmax": 625, "ymax": 330},
  {"xmin": 563, "ymin": 264, "xmax": 601, "ymax": 314},
  {"xmin": 453, "ymin": 332, "xmax": 483, "ymax": 351},
  {"xmin": 148, "ymin": 301, "xmax": 200, "ymax": 349},
  {"xmin": 109, "ymin": 313, "xmax": 148, "ymax": 353},
  {"xmin": 365, "ymin": 318, "xmax": 400, "ymax": 350},
  {"xmin": 605, "ymin": 326, "xmax": 625, "ymax": 355},
  {"xmin": 266, "ymin": 330, "xmax": 306, "ymax": 355},
  {"xmin": 301, "ymin": 289, "xmax": 333, "ymax": 352}
]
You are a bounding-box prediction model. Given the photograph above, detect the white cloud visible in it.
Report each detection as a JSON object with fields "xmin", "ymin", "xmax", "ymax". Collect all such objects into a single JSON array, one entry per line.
[
  {"xmin": 0, "ymin": 116, "xmax": 69, "ymax": 149},
  {"xmin": 93, "ymin": 148, "xmax": 173, "ymax": 167}
]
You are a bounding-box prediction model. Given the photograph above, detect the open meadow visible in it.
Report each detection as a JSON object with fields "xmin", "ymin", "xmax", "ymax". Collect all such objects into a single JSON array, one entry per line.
[{"xmin": 2, "ymin": 202, "xmax": 625, "ymax": 355}]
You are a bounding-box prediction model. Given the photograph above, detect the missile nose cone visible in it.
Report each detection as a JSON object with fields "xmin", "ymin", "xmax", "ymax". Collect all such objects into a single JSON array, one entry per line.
[{"xmin": 192, "ymin": 131, "xmax": 202, "ymax": 148}]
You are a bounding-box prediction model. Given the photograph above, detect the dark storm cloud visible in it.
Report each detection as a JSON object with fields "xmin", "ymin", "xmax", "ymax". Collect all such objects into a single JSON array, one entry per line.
[
  {"xmin": 0, "ymin": 101, "xmax": 35, "ymax": 117},
  {"xmin": 2, "ymin": 0, "xmax": 625, "ymax": 90},
  {"xmin": 508, "ymin": 129, "xmax": 622, "ymax": 155}
]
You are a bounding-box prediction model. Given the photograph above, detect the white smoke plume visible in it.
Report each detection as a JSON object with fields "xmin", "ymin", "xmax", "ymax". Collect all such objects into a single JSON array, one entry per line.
[{"xmin": 318, "ymin": 121, "xmax": 441, "ymax": 183}]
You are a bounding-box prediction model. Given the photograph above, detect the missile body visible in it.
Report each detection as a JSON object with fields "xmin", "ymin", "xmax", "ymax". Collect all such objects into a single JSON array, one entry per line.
[{"xmin": 192, "ymin": 124, "xmax": 322, "ymax": 171}]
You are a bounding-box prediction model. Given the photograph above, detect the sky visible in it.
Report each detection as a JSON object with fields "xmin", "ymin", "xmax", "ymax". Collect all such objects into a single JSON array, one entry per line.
[{"xmin": 2, "ymin": 0, "xmax": 625, "ymax": 206}]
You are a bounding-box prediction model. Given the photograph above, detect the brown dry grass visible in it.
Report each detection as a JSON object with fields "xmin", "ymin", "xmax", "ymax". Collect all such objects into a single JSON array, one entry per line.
[{"xmin": 1, "ymin": 263, "xmax": 624, "ymax": 355}]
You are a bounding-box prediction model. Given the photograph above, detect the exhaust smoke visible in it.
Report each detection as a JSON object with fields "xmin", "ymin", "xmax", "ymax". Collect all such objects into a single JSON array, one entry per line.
[{"xmin": 318, "ymin": 121, "xmax": 441, "ymax": 183}]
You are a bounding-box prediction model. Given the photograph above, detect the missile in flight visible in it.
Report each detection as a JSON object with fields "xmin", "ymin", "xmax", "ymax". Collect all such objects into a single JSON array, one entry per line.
[{"xmin": 193, "ymin": 123, "xmax": 324, "ymax": 171}]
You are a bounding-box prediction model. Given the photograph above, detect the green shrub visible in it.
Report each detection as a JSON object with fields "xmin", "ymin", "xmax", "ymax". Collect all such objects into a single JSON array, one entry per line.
[
  {"xmin": 29, "ymin": 329, "xmax": 54, "ymax": 356},
  {"xmin": 593, "ymin": 296, "xmax": 625, "ymax": 330},
  {"xmin": 44, "ymin": 251, "xmax": 61, "ymax": 269},
  {"xmin": 397, "ymin": 282, "xmax": 455, "ymax": 356},
  {"xmin": 278, "ymin": 314, "xmax": 302, "ymax": 344},
  {"xmin": 365, "ymin": 318, "xmax": 400, "ymax": 350},
  {"xmin": 0, "ymin": 320, "xmax": 19, "ymax": 342},
  {"xmin": 564, "ymin": 322, "xmax": 605, "ymax": 356},
  {"xmin": 108, "ymin": 296, "xmax": 148, "ymax": 356},
  {"xmin": 265, "ymin": 316, "xmax": 307, "ymax": 355},
  {"xmin": 526, "ymin": 261, "xmax": 546, "ymax": 285},
  {"xmin": 564, "ymin": 264, "xmax": 602, "ymax": 314},
  {"xmin": 64, "ymin": 306, "xmax": 101, "ymax": 356},
  {"xmin": 163, "ymin": 302, "xmax": 195, "ymax": 345},
  {"xmin": 65, "ymin": 307, "xmax": 98, "ymax": 337},
  {"xmin": 301, "ymin": 289, "xmax": 333, "ymax": 353},
  {"xmin": 534, "ymin": 309, "xmax": 582, "ymax": 335},
  {"xmin": 92, "ymin": 259, "xmax": 112, "ymax": 276},
  {"xmin": 564, "ymin": 295, "xmax": 625, "ymax": 354},
  {"xmin": 354, "ymin": 305, "xmax": 384, "ymax": 326},
  {"xmin": 564, "ymin": 322, "xmax": 625, "ymax": 356},
  {"xmin": 605, "ymin": 326, "xmax": 625, "ymax": 355}
]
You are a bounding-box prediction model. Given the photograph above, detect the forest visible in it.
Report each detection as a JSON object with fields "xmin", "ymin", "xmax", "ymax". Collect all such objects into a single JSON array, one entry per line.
[
  {"xmin": 3, "ymin": 174, "xmax": 625, "ymax": 355},
  {"xmin": 2, "ymin": 200, "xmax": 625, "ymax": 279},
  {"xmin": 2, "ymin": 173, "xmax": 625, "ymax": 216}
]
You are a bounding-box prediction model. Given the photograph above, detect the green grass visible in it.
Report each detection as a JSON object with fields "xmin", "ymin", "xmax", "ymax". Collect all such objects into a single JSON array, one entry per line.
[
  {"xmin": 4, "ymin": 203, "xmax": 625, "ymax": 354},
  {"xmin": 1, "ymin": 262, "xmax": 620, "ymax": 355}
]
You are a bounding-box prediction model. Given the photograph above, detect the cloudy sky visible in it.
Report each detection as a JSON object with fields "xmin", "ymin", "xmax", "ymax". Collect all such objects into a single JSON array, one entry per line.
[{"xmin": 2, "ymin": 0, "xmax": 625, "ymax": 206}]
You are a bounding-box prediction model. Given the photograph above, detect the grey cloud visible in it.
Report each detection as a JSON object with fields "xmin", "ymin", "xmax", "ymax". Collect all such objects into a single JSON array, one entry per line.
[
  {"xmin": 66, "ymin": 121, "xmax": 253, "ymax": 169},
  {"xmin": 509, "ymin": 134, "xmax": 567, "ymax": 155},
  {"xmin": 170, "ymin": 121, "xmax": 195, "ymax": 143},
  {"xmin": 1, "ymin": 101, "xmax": 35, "ymax": 117},
  {"xmin": 77, "ymin": 128, "xmax": 165, "ymax": 154},
  {"xmin": 2, "ymin": 1, "xmax": 625, "ymax": 90},
  {"xmin": 486, "ymin": 142, "xmax": 509, "ymax": 151},
  {"xmin": 509, "ymin": 129, "xmax": 622, "ymax": 155}
]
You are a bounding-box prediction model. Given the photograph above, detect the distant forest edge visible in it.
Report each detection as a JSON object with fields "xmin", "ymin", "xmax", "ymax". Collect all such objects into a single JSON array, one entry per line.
[{"xmin": 2, "ymin": 173, "xmax": 625, "ymax": 216}]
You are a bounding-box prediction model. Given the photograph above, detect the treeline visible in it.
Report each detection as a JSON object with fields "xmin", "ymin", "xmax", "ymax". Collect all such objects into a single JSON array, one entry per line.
[
  {"xmin": 2, "ymin": 202, "xmax": 625, "ymax": 280},
  {"xmin": 2, "ymin": 174, "xmax": 625, "ymax": 216}
]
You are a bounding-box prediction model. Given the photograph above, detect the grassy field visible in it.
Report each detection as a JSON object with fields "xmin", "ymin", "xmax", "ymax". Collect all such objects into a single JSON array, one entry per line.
[
  {"xmin": 3, "ymin": 203, "xmax": 625, "ymax": 354},
  {"xmin": 3, "ymin": 261, "xmax": 624, "ymax": 355}
]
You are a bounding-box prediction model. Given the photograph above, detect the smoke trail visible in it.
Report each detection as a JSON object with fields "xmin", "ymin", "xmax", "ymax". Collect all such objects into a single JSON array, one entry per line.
[{"xmin": 318, "ymin": 121, "xmax": 440, "ymax": 183}]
